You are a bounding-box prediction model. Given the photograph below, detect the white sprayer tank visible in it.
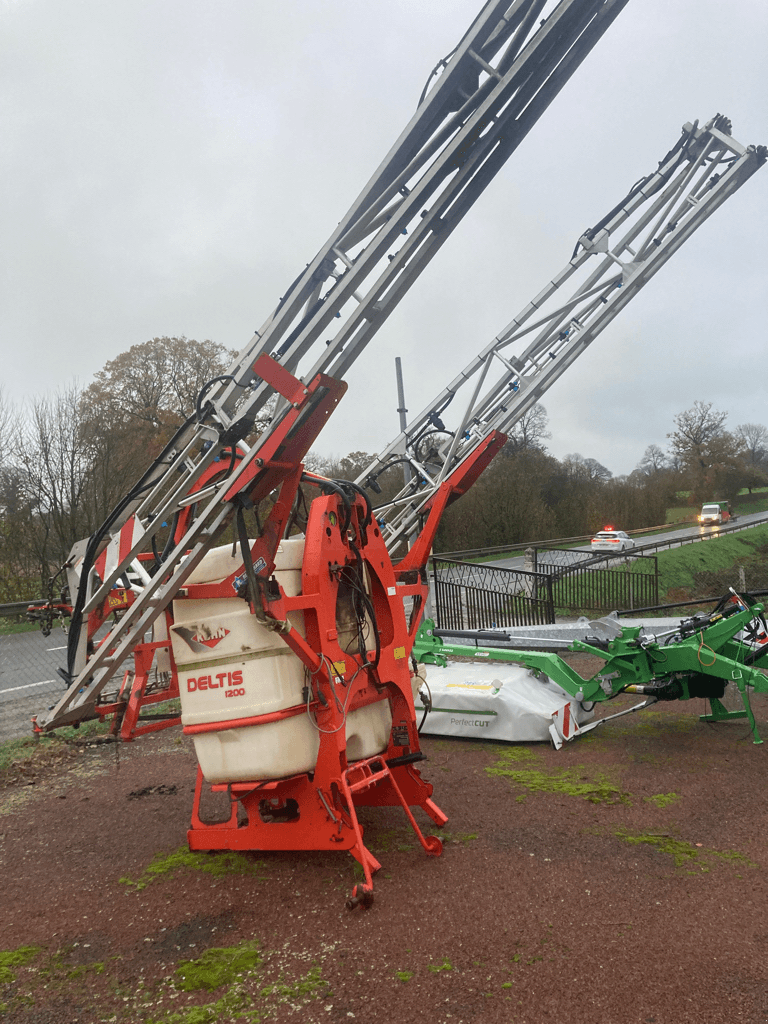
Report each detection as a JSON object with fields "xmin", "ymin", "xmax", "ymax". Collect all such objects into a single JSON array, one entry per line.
[{"xmin": 171, "ymin": 537, "xmax": 393, "ymax": 784}]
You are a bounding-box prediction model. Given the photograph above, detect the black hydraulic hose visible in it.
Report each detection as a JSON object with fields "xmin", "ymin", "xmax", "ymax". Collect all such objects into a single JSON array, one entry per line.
[
  {"xmin": 744, "ymin": 643, "xmax": 768, "ymax": 668},
  {"xmin": 418, "ymin": 703, "xmax": 430, "ymax": 734},
  {"xmin": 235, "ymin": 502, "xmax": 260, "ymax": 608},
  {"xmin": 284, "ymin": 482, "xmax": 310, "ymax": 538},
  {"xmin": 572, "ymin": 125, "xmax": 694, "ymax": 259},
  {"xmin": 335, "ymin": 479, "xmax": 373, "ymax": 534},
  {"xmin": 160, "ymin": 510, "xmax": 182, "ymax": 562},
  {"xmin": 65, "ymin": 377, "xmax": 251, "ymax": 682},
  {"xmin": 65, "ymin": 406, "xmax": 201, "ymax": 678},
  {"xmin": 66, "ymin": 505, "xmax": 128, "ymax": 679},
  {"xmin": 301, "ymin": 472, "xmax": 353, "ymax": 534},
  {"xmin": 348, "ymin": 538, "xmax": 381, "ymax": 670},
  {"xmin": 151, "ymin": 530, "xmax": 162, "ymax": 573},
  {"xmin": 195, "ymin": 374, "xmax": 239, "ymax": 422},
  {"xmin": 417, "ymin": 45, "xmax": 458, "ymax": 108}
]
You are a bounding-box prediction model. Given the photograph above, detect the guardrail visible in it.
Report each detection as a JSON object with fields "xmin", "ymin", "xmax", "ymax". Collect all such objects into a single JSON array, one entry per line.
[
  {"xmin": 0, "ymin": 599, "xmax": 46, "ymax": 618},
  {"xmin": 434, "ymin": 513, "xmax": 768, "ymax": 563},
  {"xmin": 434, "ymin": 524, "xmax": 675, "ymax": 561},
  {"xmin": 434, "ymin": 535, "xmax": 594, "ymax": 560},
  {"xmin": 629, "ymin": 514, "xmax": 768, "ymax": 558}
]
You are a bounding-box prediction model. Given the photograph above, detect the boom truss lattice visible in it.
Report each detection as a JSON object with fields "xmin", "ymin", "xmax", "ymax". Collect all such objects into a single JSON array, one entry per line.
[{"xmin": 359, "ymin": 115, "xmax": 766, "ymax": 552}]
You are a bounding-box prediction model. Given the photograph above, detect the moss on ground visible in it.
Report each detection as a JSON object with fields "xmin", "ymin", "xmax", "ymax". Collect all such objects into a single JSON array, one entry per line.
[
  {"xmin": 64, "ymin": 962, "xmax": 105, "ymax": 980},
  {"xmin": 615, "ymin": 828, "xmax": 756, "ymax": 871},
  {"xmin": 644, "ymin": 792, "xmax": 680, "ymax": 809},
  {"xmin": 174, "ymin": 942, "xmax": 262, "ymax": 992},
  {"xmin": 119, "ymin": 845, "xmax": 269, "ymax": 890},
  {"xmin": 367, "ymin": 824, "xmax": 477, "ymax": 854},
  {"xmin": 147, "ymin": 941, "xmax": 329, "ymax": 1024},
  {"xmin": 0, "ymin": 946, "xmax": 42, "ymax": 984},
  {"xmin": 443, "ymin": 830, "xmax": 479, "ymax": 844},
  {"xmin": 257, "ymin": 965, "xmax": 327, "ymax": 1004},
  {"xmin": 428, "ymin": 958, "xmax": 454, "ymax": 973},
  {"xmin": 486, "ymin": 746, "xmax": 629, "ymax": 804},
  {"xmin": 149, "ymin": 990, "xmax": 248, "ymax": 1024},
  {"xmin": 2, "ymin": 939, "xmax": 331, "ymax": 1024}
]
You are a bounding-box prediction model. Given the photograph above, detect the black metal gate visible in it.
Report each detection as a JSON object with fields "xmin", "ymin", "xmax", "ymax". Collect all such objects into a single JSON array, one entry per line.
[
  {"xmin": 431, "ymin": 549, "xmax": 659, "ymax": 631},
  {"xmin": 533, "ymin": 548, "xmax": 659, "ymax": 613},
  {"xmin": 431, "ymin": 558, "xmax": 554, "ymax": 630}
]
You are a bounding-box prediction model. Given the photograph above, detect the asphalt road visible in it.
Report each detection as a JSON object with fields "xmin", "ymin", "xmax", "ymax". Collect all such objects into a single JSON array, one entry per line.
[
  {"xmin": 0, "ymin": 625, "xmax": 69, "ymax": 742},
  {"xmin": 0, "ymin": 627, "xmax": 67, "ymax": 695},
  {"xmin": 486, "ymin": 509, "xmax": 768, "ymax": 571}
]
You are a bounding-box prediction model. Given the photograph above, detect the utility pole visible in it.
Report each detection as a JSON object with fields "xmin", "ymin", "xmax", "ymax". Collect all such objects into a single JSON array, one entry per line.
[{"xmin": 395, "ymin": 357, "xmax": 412, "ymax": 487}]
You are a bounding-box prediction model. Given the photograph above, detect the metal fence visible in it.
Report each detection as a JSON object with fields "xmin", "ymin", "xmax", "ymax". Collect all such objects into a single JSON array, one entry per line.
[
  {"xmin": 3, "ymin": 522, "xmax": 766, "ymax": 746},
  {"xmin": 533, "ymin": 548, "xmax": 659, "ymax": 613},
  {"xmin": 0, "ymin": 620, "xmax": 174, "ymax": 746},
  {"xmin": 431, "ymin": 548, "xmax": 660, "ymax": 632},
  {"xmin": 431, "ymin": 558, "xmax": 555, "ymax": 631}
]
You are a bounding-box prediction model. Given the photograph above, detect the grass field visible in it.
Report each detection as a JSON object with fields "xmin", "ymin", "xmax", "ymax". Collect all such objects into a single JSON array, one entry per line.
[
  {"xmin": 0, "ymin": 619, "xmax": 41, "ymax": 636},
  {"xmin": 656, "ymin": 521, "xmax": 768, "ymax": 599}
]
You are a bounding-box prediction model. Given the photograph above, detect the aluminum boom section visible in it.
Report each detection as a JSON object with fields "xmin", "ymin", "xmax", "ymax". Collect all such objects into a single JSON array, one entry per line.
[
  {"xmin": 359, "ymin": 116, "xmax": 766, "ymax": 551},
  {"xmin": 94, "ymin": 0, "xmax": 628, "ymax": 538}
]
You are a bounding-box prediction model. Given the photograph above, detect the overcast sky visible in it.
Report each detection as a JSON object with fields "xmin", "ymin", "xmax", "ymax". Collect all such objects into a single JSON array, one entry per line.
[{"xmin": 3, "ymin": 0, "xmax": 766, "ymax": 477}]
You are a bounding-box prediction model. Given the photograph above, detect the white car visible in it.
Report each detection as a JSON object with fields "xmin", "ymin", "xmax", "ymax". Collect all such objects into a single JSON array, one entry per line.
[{"xmin": 590, "ymin": 529, "xmax": 635, "ymax": 552}]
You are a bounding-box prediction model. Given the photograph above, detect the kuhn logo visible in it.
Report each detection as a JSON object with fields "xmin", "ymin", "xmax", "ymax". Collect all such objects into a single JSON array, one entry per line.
[{"xmin": 191, "ymin": 627, "xmax": 230, "ymax": 649}]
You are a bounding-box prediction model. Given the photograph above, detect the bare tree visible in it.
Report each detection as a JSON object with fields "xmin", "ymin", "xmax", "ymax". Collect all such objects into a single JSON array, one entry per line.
[
  {"xmin": 564, "ymin": 452, "xmax": 612, "ymax": 481},
  {"xmin": 7, "ymin": 385, "xmax": 98, "ymax": 583},
  {"xmin": 635, "ymin": 443, "xmax": 669, "ymax": 475},
  {"xmin": 506, "ymin": 404, "xmax": 551, "ymax": 454},
  {"xmin": 0, "ymin": 387, "xmax": 11, "ymax": 458},
  {"xmin": 736, "ymin": 422, "xmax": 768, "ymax": 468},
  {"xmin": 667, "ymin": 401, "xmax": 728, "ymax": 465},
  {"xmin": 667, "ymin": 400, "xmax": 744, "ymax": 500},
  {"xmin": 0, "ymin": 387, "xmax": 13, "ymax": 511}
]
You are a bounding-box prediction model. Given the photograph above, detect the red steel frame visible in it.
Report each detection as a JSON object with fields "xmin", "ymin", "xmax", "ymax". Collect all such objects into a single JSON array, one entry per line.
[
  {"xmin": 177, "ymin": 361, "xmax": 507, "ymax": 905},
  {"xmin": 96, "ymin": 617, "xmax": 181, "ymax": 743},
  {"xmin": 31, "ymin": 576, "xmax": 183, "ymax": 744},
  {"xmin": 179, "ymin": 400, "xmax": 506, "ymax": 905},
  {"xmin": 56, "ymin": 355, "xmax": 506, "ymax": 906},
  {"xmin": 182, "ymin": 483, "xmax": 450, "ymax": 907}
]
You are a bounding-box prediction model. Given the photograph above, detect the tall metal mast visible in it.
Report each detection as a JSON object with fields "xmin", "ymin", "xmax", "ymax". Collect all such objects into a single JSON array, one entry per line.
[{"xmin": 36, "ymin": 0, "xmax": 630, "ymax": 730}]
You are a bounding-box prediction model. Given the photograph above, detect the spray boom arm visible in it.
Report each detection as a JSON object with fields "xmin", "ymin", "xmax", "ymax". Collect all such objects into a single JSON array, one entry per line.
[{"xmin": 359, "ymin": 115, "xmax": 766, "ymax": 554}]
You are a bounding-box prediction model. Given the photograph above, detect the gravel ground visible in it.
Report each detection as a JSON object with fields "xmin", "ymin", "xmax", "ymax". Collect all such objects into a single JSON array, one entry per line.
[{"xmin": 2, "ymin": 687, "xmax": 768, "ymax": 1024}]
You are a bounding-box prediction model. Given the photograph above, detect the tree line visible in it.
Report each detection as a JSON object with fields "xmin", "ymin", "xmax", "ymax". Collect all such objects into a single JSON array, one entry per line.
[
  {"xmin": 432, "ymin": 399, "xmax": 768, "ymax": 552},
  {"xmin": 0, "ymin": 337, "xmax": 237, "ymax": 603},
  {"xmin": 1, "ymin": 338, "xmax": 766, "ymax": 601}
]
